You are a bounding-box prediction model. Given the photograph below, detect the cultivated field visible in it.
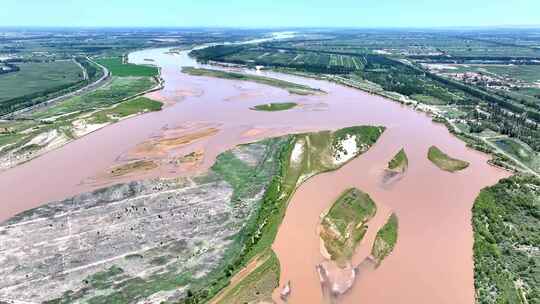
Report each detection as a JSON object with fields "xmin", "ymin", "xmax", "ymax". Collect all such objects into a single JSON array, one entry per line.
[
  {"xmin": 0, "ymin": 61, "xmax": 83, "ymax": 102},
  {"xmin": 96, "ymin": 57, "xmax": 159, "ymax": 77}
]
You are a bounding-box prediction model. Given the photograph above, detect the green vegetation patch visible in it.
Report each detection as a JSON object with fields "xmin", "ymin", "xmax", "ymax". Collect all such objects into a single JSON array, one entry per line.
[
  {"xmin": 371, "ymin": 213, "xmax": 398, "ymax": 266},
  {"xmin": 489, "ymin": 137, "xmax": 540, "ymax": 173},
  {"xmin": 89, "ymin": 97, "xmax": 163, "ymax": 124},
  {"xmin": 0, "ymin": 60, "xmax": 84, "ymax": 103},
  {"xmin": 472, "ymin": 176, "xmax": 539, "ymax": 304},
  {"xmin": 34, "ymin": 76, "xmax": 157, "ymax": 119},
  {"xmin": 411, "ymin": 94, "xmax": 449, "ymax": 105},
  {"xmin": 388, "ymin": 148, "xmax": 408, "ymax": 173},
  {"xmin": 214, "ymin": 249, "xmax": 280, "ymax": 304},
  {"xmin": 85, "ymin": 265, "xmax": 124, "ymax": 290},
  {"xmin": 96, "ymin": 57, "xmax": 159, "ymax": 77},
  {"xmin": 0, "ymin": 60, "xmax": 90, "ymax": 115},
  {"xmin": 428, "ymin": 145, "xmax": 470, "ymax": 172},
  {"xmin": 250, "ymin": 102, "xmax": 297, "ymax": 112},
  {"xmin": 182, "ymin": 67, "xmax": 322, "ymax": 95},
  {"xmin": 482, "ymin": 65, "xmax": 540, "ymax": 83},
  {"xmin": 320, "ymin": 188, "xmax": 377, "ymax": 265},
  {"xmin": 285, "ymin": 126, "xmax": 385, "ymax": 189}
]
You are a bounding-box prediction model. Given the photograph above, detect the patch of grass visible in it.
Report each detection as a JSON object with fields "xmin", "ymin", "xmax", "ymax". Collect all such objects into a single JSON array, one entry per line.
[
  {"xmin": 34, "ymin": 76, "xmax": 157, "ymax": 119},
  {"xmin": 411, "ymin": 94, "xmax": 449, "ymax": 105},
  {"xmin": 84, "ymin": 271, "xmax": 192, "ymax": 304},
  {"xmin": 320, "ymin": 188, "xmax": 377, "ymax": 265},
  {"xmin": 214, "ymin": 249, "xmax": 280, "ymax": 304},
  {"xmin": 85, "ymin": 265, "xmax": 124, "ymax": 290},
  {"xmin": 285, "ymin": 126, "xmax": 385, "ymax": 189},
  {"xmin": 428, "ymin": 145, "xmax": 470, "ymax": 172},
  {"xmin": 251, "ymin": 102, "xmax": 297, "ymax": 112},
  {"xmin": 182, "ymin": 67, "xmax": 322, "ymax": 95},
  {"xmin": 371, "ymin": 213, "xmax": 398, "ymax": 266},
  {"xmin": 388, "ymin": 148, "xmax": 408, "ymax": 173},
  {"xmin": 96, "ymin": 57, "xmax": 159, "ymax": 77},
  {"xmin": 482, "ymin": 65, "xmax": 540, "ymax": 83},
  {"xmin": 89, "ymin": 97, "xmax": 163, "ymax": 124},
  {"xmin": 0, "ymin": 132, "xmax": 25, "ymax": 149},
  {"xmin": 490, "ymin": 137, "xmax": 540, "ymax": 173}
]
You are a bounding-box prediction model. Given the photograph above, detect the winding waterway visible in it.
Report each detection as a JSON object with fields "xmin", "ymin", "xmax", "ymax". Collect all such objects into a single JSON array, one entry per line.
[{"xmin": 0, "ymin": 37, "xmax": 510, "ymax": 303}]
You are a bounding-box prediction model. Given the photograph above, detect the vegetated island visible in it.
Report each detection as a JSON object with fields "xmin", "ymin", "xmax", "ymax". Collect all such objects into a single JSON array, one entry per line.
[
  {"xmin": 1, "ymin": 125, "xmax": 384, "ymax": 304},
  {"xmin": 181, "ymin": 67, "xmax": 323, "ymax": 95},
  {"xmin": 428, "ymin": 145, "xmax": 470, "ymax": 172},
  {"xmin": 371, "ymin": 213, "xmax": 399, "ymax": 266},
  {"xmin": 250, "ymin": 102, "xmax": 298, "ymax": 112},
  {"xmin": 319, "ymin": 188, "xmax": 377, "ymax": 266},
  {"xmin": 387, "ymin": 148, "xmax": 408, "ymax": 173}
]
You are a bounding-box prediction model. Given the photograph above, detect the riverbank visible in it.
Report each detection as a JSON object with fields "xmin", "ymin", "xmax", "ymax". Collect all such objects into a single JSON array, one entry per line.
[{"xmin": 0, "ymin": 57, "xmax": 164, "ymax": 172}]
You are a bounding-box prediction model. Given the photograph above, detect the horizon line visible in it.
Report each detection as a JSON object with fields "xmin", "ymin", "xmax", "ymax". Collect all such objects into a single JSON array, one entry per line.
[{"xmin": 1, "ymin": 24, "xmax": 540, "ymax": 30}]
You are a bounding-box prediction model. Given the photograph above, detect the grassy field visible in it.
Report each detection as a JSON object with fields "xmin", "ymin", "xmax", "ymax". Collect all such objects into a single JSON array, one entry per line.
[
  {"xmin": 250, "ymin": 102, "xmax": 297, "ymax": 111},
  {"xmin": 489, "ymin": 137, "xmax": 540, "ymax": 173},
  {"xmin": 432, "ymin": 64, "xmax": 540, "ymax": 84},
  {"xmin": 88, "ymin": 97, "xmax": 163, "ymax": 124},
  {"xmin": 428, "ymin": 146, "xmax": 470, "ymax": 172},
  {"xmin": 410, "ymin": 94, "xmax": 449, "ymax": 105},
  {"xmin": 199, "ymin": 47, "xmax": 363, "ymax": 74},
  {"xmin": 34, "ymin": 76, "xmax": 157, "ymax": 119},
  {"xmin": 472, "ymin": 176, "xmax": 539, "ymax": 304},
  {"xmin": 282, "ymin": 126, "xmax": 385, "ymax": 194},
  {"xmin": 96, "ymin": 57, "xmax": 159, "ymax": 77},
  {"xmin": 388, "ymin": 148, "xmax": 408, "ymax": 173},
  {"xmin": 212, "ymin": 249, "xmax": 280, "ymax": 304},
  {"xmin": 482, "ymin": 65, "xmax": 540, "ymax": 83},
  {"xmin": 0, "ymin": 60, "xmax": 84, "ymax": 103},
  {"xmin": 181, "ymin": 67, "xmax": 322, "ymax": 95},
  {"xmin": 371, "ymin": 213, "xmax": 398, "ymax": 266},
  {"xmin": 320, "ymin": 188, "xmax": 377, "ymax": 265}
]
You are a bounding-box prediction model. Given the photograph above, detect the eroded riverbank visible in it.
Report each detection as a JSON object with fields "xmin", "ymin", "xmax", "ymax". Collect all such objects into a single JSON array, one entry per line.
[{"xmin": 0, "ymin": 45, "xmax": 510, "ymax": 303}]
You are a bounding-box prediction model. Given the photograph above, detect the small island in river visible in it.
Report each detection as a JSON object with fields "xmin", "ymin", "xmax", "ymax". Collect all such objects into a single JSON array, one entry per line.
[
  {"xmin": 428, "ymin": 145, "xmax": 470, "ymax": 172},
  {"xmin": 387, "ymin": 148, "xmax": 408, "ymax": 173},
  {"xmin": 319, "ymin": 188, "xmax": 377, "ymax": 266},
  {"xmin": 181, "ymin": 67, "xmax": 323, "ymax": 95},
  {"xmin": 251, "ymin": 102, "xmax": 298, "ymax": 112}
]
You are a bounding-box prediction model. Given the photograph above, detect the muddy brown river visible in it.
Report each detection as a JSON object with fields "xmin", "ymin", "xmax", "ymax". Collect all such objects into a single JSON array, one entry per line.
[{"xmin": 0, "ymin": 42, "xmax": 510, "ymax": 303}]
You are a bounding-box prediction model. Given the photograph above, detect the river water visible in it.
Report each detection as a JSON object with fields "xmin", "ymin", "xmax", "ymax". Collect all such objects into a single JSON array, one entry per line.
[{"xmin": 0, "ymin": 40, "xmax": 509, "ymax": 303}]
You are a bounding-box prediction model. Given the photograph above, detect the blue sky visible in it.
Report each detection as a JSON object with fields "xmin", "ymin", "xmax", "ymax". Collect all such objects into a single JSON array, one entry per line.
[{"xmin": 1, "ymin": 0, "xmax": 539, "ymax": 28}]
